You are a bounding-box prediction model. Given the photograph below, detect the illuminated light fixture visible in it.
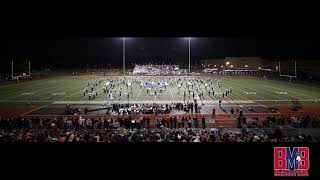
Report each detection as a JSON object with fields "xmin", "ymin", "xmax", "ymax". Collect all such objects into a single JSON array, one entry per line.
[
  {"xmin": 230, "ymin": 65, "xmax": 234, "ymax": 68},
  {"xmin": 221, "ymin": 65, "xmax": 224, "ymax": 68},
  {"xmin": 226, "ymin": 61, "xmax": 230, "ymax": 66},
  {"xmin": 214, "ymin": 65, "xmax": 217, "ymax": 67},
  {"xmin": 244, "ymin": 65, "xmax": 248, "ymax": 68},
  {"xmin": 258, "ymin": 67, "xmax": 261, "ymax": 70}
]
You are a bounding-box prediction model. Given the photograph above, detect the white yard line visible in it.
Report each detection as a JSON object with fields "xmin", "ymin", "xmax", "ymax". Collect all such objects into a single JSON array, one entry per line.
[
  {"xmin": 260, "ymin": 84, "xmax": 318, "ymax": 99},
  {"xmin": 225, "ymin": 78, "xmax": 281, "ymax": 100},
  {"xmin": 168, "ymin": 85, "xmax": 175, "ymax": 101},
  {"xmin": 23, "ymin": 79, "xmax": 80, "ymax": 97},
  {"xmin": 52, "ymin": 77, "xmax": 102, "ymax": 101},
  {"xmin": 222, "ymin": 79, "xmax": 269, "ymax": 108},
  {"xmin": 253, "ymin": 77, "xmax": 318, "ymax": 99},
  {"xmin": 0, "ymin": 100, "xmax": 55, "ymax": 103},
  {"xmin": 0, "ymin": 78, "xmax": 65, "ymax": 89},
  {"xmin": 46, "ymin": 99, "xmax": 320, "ymax": 105},
  {"xmin": 226, "ymin": 78, "xmax": 283, "ymax": 102},
  {"xmin": 39, "ymin": 80, "xmax": 88, "ymax": 101},
  {"xmin": 5, "ymin": 98, "xmax": 314, "ymax": 104},
  {"xmin": 135, "ymin": 87, "xmax": 143, "ymax": 101},
  {"xmin": 21, "ymin": 102, "xmax": 54, "ymax": 116},
  {"xmin": 30, "ymin": 81, "xmax": 79, "ymax": 100},
  {"xmin": 61, "ymin": 86, "xmax": 89, "ymax": 100},
  {"xmin": 3, "ymin": 79, "xmax": 67, "ymax": 100}
]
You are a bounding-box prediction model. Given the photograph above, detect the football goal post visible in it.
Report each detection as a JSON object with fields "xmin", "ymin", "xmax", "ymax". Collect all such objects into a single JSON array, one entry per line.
[{"xmin": 278, "ymin": 60, "xmax": 297, "ymax": 83}]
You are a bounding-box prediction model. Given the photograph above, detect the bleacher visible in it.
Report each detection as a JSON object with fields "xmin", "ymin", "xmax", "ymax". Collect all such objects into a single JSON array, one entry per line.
[{"xmin": 133, "ymin": 64, "xmax": 182, "ymax": 75}]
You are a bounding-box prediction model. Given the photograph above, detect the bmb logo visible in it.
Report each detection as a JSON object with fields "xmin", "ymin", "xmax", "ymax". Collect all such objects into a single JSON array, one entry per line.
[{"xmin": 274, "ymin": 147, "xmax": 310, "ymax": 176}]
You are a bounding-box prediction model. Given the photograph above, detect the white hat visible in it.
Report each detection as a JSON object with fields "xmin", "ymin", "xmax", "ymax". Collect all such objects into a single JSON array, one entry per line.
[
  {"xmin": 177, "ymin": 134, "xmax": 181, "ymax": 139},
  {"xmin": 210, "ymin": 128, "xmax": 218, "ymax": 133},
  {"xmin": 193, "ymin": 138, "xmax": 200, "ymax": 142}
]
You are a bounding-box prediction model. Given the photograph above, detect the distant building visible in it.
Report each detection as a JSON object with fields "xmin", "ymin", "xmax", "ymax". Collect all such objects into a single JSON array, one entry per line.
[{"xmin": 200, "ymin": 57, "xmax": 266, "ymax": 69}]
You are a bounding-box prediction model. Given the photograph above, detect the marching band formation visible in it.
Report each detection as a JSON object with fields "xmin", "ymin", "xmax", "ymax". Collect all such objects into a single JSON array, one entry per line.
[{"xmin": 81, "ymin": 76, "xmax": 233, "ymax": 103}]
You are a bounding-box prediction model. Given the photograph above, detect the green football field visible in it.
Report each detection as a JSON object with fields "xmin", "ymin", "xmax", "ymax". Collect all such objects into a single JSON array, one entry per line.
[{"xmin": 0, "ymin": 76, "xmax": 320, "ymax": 105}]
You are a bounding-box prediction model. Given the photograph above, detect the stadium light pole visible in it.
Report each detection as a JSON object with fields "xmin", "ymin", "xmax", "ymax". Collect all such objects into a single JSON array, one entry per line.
[
  {"xmin": 11, "ymin": 60, "xmax": 14, "ymax": 79},
  {"xmin": 278, "ymin": 61, "xmax": 281, "ymax": 76},
  {"xmin": 295, "ymin": 60, "xmax": 297, "ymax": 78},
  {"xmin": 188, "ymin": 37, "xmax": 191, "ymax": 75},
  {"xmin": 29, "ymin": 59, "xmax": 31, "ymax": 78},
  {"xmin": 123, "ymin": 37, "xmax": 126, "ymax": 75}
]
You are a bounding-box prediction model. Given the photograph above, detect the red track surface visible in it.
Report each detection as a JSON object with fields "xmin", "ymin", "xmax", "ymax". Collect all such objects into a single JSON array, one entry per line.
[{"xmin": 1, "ymin": 101, "xmax": 320, "ymax": 128}]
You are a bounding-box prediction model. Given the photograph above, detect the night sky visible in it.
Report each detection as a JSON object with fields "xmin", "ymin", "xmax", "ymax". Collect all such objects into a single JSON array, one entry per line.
[{"xmin": 2, "ymin": 37, "xmax": 320, "ymax": 72}]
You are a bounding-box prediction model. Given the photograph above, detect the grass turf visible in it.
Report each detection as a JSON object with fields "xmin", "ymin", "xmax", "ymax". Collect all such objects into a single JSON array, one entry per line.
[{"xmin": 0, "ymin": 76, "xmax": 319, "ymax": 104}]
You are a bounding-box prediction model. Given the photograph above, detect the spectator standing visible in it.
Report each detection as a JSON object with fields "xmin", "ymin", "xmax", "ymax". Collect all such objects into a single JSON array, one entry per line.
[
  {"xmin": 202, "ymin": 116, "xmax": 206, "ymax": 129},
  {"xmin": 161, "ymin": 118, "xmax": 166, "ymax": 127},
  {"xmin": 239, "ymin": 109, "xmax": 243, "ymax": 118},
  {"xmin": 212, "ymin": 107, "xmax": 216, "ymax": 118},
  {"xmin": 173, "ymin": 116, "xmax": 177, "ymax": 129},
  {"xmin": 166, "ymin": 118, "xmax": 170, "ymax": 128},
  {"xmin": 170, "ymin": 117, "xmax": 173, "ymax": 129},
  {"xmin": 237, "ymin": 117, "xmax": 241, "ymax": 128},
  {"xmin": 188, "ymin": 117, "xmax": 192, "ymax": 128},
  {"xmin": 230, "ymin": 108, "xmax": 234, "ymax": 116},
  {"xmin": 178, "ymin": 117, "xmax": 182, "ymax": 128},
  {"xmin": 194, "ymin": 117, "xmax": 199, "ymax": 128},
  {"xmin": 181, "ymin": 117, "xmax": 185, "ymax": 128}
]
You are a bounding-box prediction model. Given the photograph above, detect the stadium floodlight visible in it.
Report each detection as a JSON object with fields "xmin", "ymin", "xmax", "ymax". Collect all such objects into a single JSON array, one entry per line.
[
  {"xmin": 182, "ymin": 37, "xmax": 192, "ymax": 75},
  {"xmin": 226, "ymin": 61, "xmax": 230, "ymax": 66}
]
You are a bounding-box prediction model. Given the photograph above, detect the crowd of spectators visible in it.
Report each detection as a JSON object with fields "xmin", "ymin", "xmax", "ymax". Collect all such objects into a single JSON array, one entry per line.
[
  {"xmin": 133, "ymin": 64, "xmax": 183, "ymax": 75},
  {"xmin": 237, "ymin": 115, "xmax": 320, "ymax": 128},
  {"xmin": 0, "ymin": 125, "xmax": 315, "ymax": 143},
  {"xmin": 109, "ymin": 102, "xmax": 201, "ymax": 115},
  {"xmin": 0, "ymin": 115, "xmax": 318, "ymax": 143},
  {"xmin": 0, "ymin": 115, "xmax": 205, "ymax": 130}
]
